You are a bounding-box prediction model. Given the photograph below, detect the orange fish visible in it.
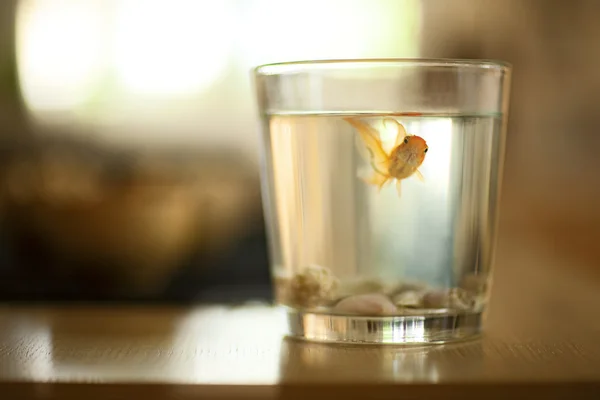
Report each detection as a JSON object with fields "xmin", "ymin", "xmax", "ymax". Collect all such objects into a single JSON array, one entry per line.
[{"xmin": 345, "ymin": 117, "xmax": 429, "ymax": 197}]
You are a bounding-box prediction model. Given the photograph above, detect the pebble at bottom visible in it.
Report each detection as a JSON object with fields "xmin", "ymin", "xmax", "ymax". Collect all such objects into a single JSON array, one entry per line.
[{"xmin": 274, "ymin": 264, "xmax": 487, "ymax": 316}]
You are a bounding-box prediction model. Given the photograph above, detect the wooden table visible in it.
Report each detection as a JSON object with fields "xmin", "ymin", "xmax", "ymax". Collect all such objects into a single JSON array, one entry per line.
[{"xmin": 1, "ymin": 231, "xmax": 599, "ymax": 399}]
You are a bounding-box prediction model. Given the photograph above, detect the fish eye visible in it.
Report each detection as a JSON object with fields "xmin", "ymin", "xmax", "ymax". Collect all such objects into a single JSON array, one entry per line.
[
  {"xmin": 424, "ymin": 148, "xmax": 429, "ymax": 153},
  {"xmin": 403, "ymin": 137, "xmax": 409, "ymax": 144}
]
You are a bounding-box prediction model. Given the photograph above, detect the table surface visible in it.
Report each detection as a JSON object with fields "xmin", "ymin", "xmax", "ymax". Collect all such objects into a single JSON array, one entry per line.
[{"xmin": 1, "ymin": 231, "xmax": 599, "ymax": 399}]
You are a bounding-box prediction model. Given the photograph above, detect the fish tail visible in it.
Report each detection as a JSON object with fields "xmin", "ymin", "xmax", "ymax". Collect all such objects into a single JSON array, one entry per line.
[{"xmin": 344, "ymin": 117, "xmax": 390, "ymax": 175}]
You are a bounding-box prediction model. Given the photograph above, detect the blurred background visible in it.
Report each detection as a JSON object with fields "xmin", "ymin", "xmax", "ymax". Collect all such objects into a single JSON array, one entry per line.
[{"xmin": 0, "ymin": 0, "xmax": 597, "ymax": 303}]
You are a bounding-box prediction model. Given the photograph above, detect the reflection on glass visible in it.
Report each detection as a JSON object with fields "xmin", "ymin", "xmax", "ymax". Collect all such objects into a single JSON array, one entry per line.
[{"xmin": 279, "ymin": 337, "xmax": 484, "ymax": 383}]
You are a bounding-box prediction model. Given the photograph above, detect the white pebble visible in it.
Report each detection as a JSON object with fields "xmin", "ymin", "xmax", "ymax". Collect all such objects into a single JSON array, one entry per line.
[
  {"xmin": 390, "ymin": 281, "xmax": 429, "ymax": 297},
  {"xmin": 333, "ymin": 293, "xmax": 397, "ymax": 316},
  {"xmin": 448, "ymin": 288, "xmax": 476, "ymax": 310},
  {"xmin": 422, "ymin": 288, "xmax": 475, "ymax": 311},
  {"xmin": 392, "ymin": 290, "xmax": 425, "ymax": 308},
  {"xmin": 288, "ymin": 264, "xmax": 339, "ymax": 308},
  {"xmin": 422, "ymin": 290, "xmax": 448, "ymax": 308}
]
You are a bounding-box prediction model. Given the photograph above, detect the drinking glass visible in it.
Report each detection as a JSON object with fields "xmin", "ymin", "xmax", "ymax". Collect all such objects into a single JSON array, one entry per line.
[{"xmin": 253, "ymin": 59, "xmax": 511, "ymax": 344}]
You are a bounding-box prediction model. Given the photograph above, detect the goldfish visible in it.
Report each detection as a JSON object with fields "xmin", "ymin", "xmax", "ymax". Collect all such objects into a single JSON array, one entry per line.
[{"xmin": 344, "ymin": 117, "xmax": 429, "ymax": 197}]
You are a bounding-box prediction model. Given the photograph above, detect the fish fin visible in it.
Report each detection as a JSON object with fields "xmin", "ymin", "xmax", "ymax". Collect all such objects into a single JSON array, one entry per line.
[
  {"xmin": 376, "ymin": 176, "xmax": 392, "ymax": 192},
  {"xmin": 383, "ymin": 118, "xmax": 409, "ymax": 148},
  {"xmin": 354, "ymin": 132, "xmax": 372, "ymax": 163},
  {"xmin": 358, "ymin": 168, "xmax": 390, "ymax": 192},
  {"xmin": 396, "ymin": 179, "xmax": 402, "ymax": 197},
  {"xmin": 345, "ymin": 117, "xmax": 390, "ymax": 175},
  {"xmin": 414, "ymin": 169, "xmax": 425, "ymax": 182},
  {"xmin": 356, "ymin": 167, "xmax": 373, "ymax": 182}
]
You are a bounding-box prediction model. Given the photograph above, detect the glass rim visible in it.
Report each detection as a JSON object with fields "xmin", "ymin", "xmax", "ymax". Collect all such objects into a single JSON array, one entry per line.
[{"xmin": 253, "ymin": 57, "xmax": 511, "ymax": 76}]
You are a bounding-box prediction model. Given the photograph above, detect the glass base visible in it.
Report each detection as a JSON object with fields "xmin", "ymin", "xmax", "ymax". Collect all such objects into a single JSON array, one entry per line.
[{"xmin": 286, "ymin": 309, "xmax": 483, "ymax": 345}]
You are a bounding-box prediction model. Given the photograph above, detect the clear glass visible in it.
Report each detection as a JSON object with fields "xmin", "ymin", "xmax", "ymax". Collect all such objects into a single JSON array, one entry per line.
[{"xmin": 253, "ymin": 59, "xmax": 512, "ymax": 344}]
